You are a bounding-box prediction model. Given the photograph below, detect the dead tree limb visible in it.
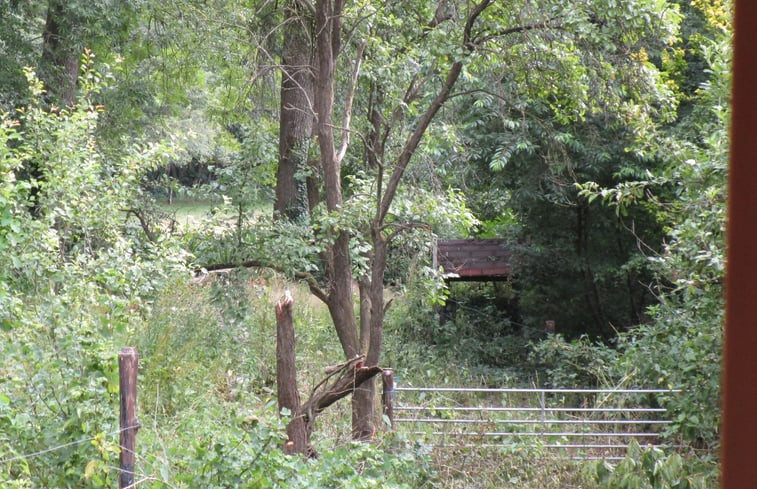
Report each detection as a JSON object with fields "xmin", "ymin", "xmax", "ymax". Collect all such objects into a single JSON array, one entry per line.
[{"xmin": 298, "ymin": 357, "xmax": 382, "ymax": 434}]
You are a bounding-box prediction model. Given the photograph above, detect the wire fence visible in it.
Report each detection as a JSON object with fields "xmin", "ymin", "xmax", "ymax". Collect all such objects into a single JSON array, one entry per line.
[
  {"xmin": 0, "ymin": 424, "xmax": 145, "ymax": 466},
  {"xmin": 391, "ymin": 386, "xmax": 681, "ymax": 460}
]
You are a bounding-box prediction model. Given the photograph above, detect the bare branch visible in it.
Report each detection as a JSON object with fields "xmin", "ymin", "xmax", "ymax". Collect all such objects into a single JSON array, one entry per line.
[
  {"xmin": 298, "ymin": 357, "xmax": 382, "ymax": 424},
  {"xmin": 193, "ymin": 259, "xmax": 329, "ymax": 303},
  {"xmin": 123, "ymin": 208, "xmax": 157, "ymax": 243},
  {"xmin": 294, "ymin": 270, "xmax": 329, "ymax": 303},
  {"xmin": 337, "ymin": 38, "xmax": 367, "ymax": 163},
  {"xmin": 295, "ymin": 0, "xmax": 316, "ymax": 16},
  {"xmin": 473, "ymin": 19, "xmax": 563, "ymax": 46},
  {"xmin": 383, "ymin": 220, "xmax": 433, "ymax": 243},
  {"xmin": 427, "ymin": 0, "xmax": 452, "ymax": 30},
  {"xmin": 463, "ymin": 0, "xmax": 493, "ymax": 48}
]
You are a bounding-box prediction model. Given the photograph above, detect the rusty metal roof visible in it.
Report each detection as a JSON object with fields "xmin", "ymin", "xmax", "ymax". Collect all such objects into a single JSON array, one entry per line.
[{"xmin": 434, "ymin": 239, "xmax": 511, "ymax": 281}]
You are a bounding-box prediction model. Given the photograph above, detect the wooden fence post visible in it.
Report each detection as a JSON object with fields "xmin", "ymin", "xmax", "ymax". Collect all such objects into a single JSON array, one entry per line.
[
  {"xmin": 382, "ymin": 369, "xmax": 394, "ymax": 429},
  {"xmin": 118, "ymin": 347, "xmax": 139, "ymax": 489}
]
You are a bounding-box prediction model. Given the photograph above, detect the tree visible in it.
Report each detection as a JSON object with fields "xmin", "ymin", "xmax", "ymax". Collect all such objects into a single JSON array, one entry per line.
[
  {"xmin": 40, "ymin": 0, "xmax": 80, "ymax": 105},
  {"xmin": 267, "ymin": 0, "xmax": 682, "ymax": 439},
  {"xmin": 162, "ymin": 0, "xmax": 681, "ymax": 443},
  {"xmin": 0, "ymin": 66, "xmax": 183, "ymax": 487},
  {"xmin": 440, "ymin": 105, "xmax": 667, "ymax": 338},
  {"xmin": 276, "ymin": 2, "xmax": 316, "ymax": 220}
]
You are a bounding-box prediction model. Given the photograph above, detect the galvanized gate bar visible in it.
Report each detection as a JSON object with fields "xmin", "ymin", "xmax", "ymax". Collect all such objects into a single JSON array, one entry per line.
[
  {"xmin": 395, "ymin": 387, "xmax": 680, "ymax": 394},
  {"xmin": 407, "ymin": 431, "xmax": 664, "ymax": 437},
  {"xmin": 395, "ymin": 418, "xmax": 671, "ymax": 424},
  {"xmin": 392, "ymin": 386, "xmax": 679, "ymax": 459},
  {"xmin": 395, "ymin": 406, "xmax": 667, "ymax": 413}
]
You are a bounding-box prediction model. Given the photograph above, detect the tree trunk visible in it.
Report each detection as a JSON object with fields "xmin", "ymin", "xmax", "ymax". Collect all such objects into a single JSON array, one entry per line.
[
  {"xmin": 312, "ymin": 0, "xmax": 359, "ymax": 360},
  {"xmin": 366, "ymin": 232, "xmax": 388, "ymax": 368},
  {"xmin": 41, "ymin": 0, "xmax": 79, "ymax": 105},
  {"xmin": 313, "ymin": 0, "xmax": 369, "ymax": 438},
  {"xmin": 576, "ymin": 202, "xmax": 609, "ymax": 337},
  {"xmin": 28, "ymin": 0, "xmax": 80, "ymax": 215},
  {"xmin": 275, "ymin": 3, "xmax": 315, "ymax": 221},
  {"xmin": 353, "ymin": 275, "xmax": 374, "ymax": 440},
  {"xmin": 305, "ymin": 0, "xmax": 492, "ymax": 441},
  {"xmin": 351, "ymin": 377, "xmax": 375, "ymax": 440},
  {"xmin": 324, "ymin": 234, "xmax": 360, "ymax": 359},
  {"xmin": 352, "ymin": 232, "xmax": 389, "ymax": 439}
]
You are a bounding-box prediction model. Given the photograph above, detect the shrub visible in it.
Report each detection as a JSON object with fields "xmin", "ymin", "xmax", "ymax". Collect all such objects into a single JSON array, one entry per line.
[{"xmin": 587, "ymin": 440, "xmax": 717, "ymax": 489}]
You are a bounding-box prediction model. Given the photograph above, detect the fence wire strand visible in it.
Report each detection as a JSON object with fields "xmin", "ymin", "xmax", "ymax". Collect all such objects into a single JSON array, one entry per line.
[{"xmin": 0, "ymin": 424, "xmax": 139, "ymax": 465}]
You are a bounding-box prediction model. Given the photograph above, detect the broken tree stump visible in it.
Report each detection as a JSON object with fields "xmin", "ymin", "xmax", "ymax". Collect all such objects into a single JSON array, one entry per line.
[{"xmin": 275, "ymin": 290, "xmax": 308, "ymax": 456}]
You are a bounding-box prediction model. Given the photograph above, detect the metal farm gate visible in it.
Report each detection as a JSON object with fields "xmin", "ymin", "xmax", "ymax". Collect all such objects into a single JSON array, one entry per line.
[{"xmin": 390, "ymin": 386, "xmax": 680, "ymax": 460}]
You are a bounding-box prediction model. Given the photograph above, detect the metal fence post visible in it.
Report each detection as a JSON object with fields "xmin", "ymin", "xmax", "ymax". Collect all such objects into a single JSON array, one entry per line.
[
  {"xmin": 540, "ymin": 390, "xmax": 546, "ymax": 423},
  {"xmin": 382, "ymin": 369, "xmax": 394, "ymax": 428}
]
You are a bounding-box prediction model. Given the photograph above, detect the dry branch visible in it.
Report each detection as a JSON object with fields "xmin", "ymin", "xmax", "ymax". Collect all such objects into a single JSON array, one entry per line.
[{"xmin": 299, "ymin": 360, "xmax": 383, "ymax": 428}]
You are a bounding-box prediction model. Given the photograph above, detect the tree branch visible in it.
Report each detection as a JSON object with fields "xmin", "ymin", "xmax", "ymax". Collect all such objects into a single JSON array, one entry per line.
[
  {"xmin": 337, "ymin": 38, "xmax": 367, "ymax": 163},
  {"xmin": 383, "ymin": 220, "xmax": 432, "ymax": 243},
  {"xmin": 473, "ymin": 19, "xmax": 563, "ymax": 46},
  {"xmin": 295, "ymin": 0, "xmax": 316, "ymax": 16},
  {"xmin": 426, "ymin": 0, "xmax": 452, "ymax": 30},
  {"xmin": 376, "ymin": 0, "xmax": 494, "ymax": 226},
  {"xmin": 193, "ymin": 259, "xmax": 329, "ymax": 303},
  {"xmin": 298, "ymin": 355, "xmax": 383, "ymax": 426},
  {"xmin": 294, "ymin": 270, "xmax": 329, "ymax": 303},
  {"xmin": 123, "ymin": 208, "xmax": 157, "ymax": 243},
  {"xmin": 377, "ymin": 62, "xmax": 463, "ymax": 225}
]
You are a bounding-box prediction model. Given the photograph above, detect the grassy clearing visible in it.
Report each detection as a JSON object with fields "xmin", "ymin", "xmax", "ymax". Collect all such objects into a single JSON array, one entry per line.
[
  {"xmin": 158, "ymin": 196, "xmax": 270, "ymax": 231},
  {"xmin": 161, "ymin": 198, "xmax": 218, "ymax": 226}
]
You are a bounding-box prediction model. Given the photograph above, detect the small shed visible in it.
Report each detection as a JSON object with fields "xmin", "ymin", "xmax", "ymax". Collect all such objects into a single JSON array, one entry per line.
[{"xmin": 433, "ymin": 238, "xmax": 511, "ymax": 281}]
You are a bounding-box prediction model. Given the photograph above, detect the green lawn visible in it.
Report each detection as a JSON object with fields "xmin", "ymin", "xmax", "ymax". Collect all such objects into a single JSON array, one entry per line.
[{"xmin": 161, "ymin": 198, "xmax": 217, "ymax": 227}]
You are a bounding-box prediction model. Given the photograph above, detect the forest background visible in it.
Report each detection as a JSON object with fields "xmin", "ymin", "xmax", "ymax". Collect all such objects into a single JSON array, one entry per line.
[{"xmin": 0, "ymin": 0, "xmax": 729, "ymax": 487}]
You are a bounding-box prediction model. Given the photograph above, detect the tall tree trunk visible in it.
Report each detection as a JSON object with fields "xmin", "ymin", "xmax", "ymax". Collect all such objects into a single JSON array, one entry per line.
[
  {"xmin": 307, "ymin": 0, "xmax": 492, "ymax": 440},
  {"xmin": 29, "ymin": 0, "xmax": 79, "ymax": 215},
  {"xmin": 275, "ymin": 3, "xmax": 315, "ymax": 220},
  {"xmin": 353, "ymin": 276, "xmax": 374, "ymax": 439},
  {"xmin": 313, "ymin": 0, "xmax": 358, "ymax": 359},
  {"xmin": 41, "ymin": 0, "xmax": 79, "ymax": 105},
  {"xmin": 352, "ymin": 231, "xmax": 389, "ymax": 439},
  {"xmin": 576, "ymin": 202, "xmax": 609, "ymax": 337},
  {"xmin": 312, "ymin": 0, "xmax": 367, "ymax": 438}
]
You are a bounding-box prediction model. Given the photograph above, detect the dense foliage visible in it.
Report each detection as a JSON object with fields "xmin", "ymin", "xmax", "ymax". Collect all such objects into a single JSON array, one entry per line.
[
  {"xmin": 0, "ymin": 65, "xmax": 180, "ymax": 486},
  {"xmin": 0, "ymin": 71, "xmax": 432, "ymax": 486}
]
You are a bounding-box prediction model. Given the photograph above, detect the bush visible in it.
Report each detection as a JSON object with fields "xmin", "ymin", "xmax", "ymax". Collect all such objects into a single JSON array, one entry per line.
[
  {"xmin": 587, "ymin": 440, "xmax": 717, "ymax": 489},
  {"xmin": 0, "ymin": 64, "xmax": 183, "ymax": 488},
  {"xmin": 529, "ymin": 334, "xmax": 618, "ymax": 388}
]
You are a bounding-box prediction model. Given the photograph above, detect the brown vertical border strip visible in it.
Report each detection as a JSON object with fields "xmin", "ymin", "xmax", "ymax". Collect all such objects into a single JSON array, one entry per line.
[{"xmin": 723, "ymin": 1, "xmax": 757, "ymax": 486}]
